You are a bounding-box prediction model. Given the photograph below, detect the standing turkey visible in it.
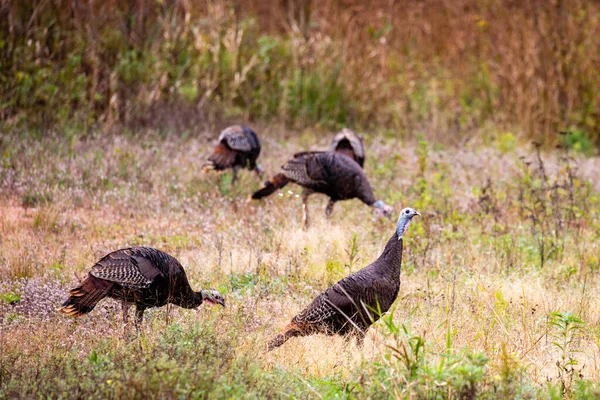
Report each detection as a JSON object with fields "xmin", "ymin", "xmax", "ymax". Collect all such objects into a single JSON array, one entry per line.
[
  {"xmin": 268, "ymin": 207, "xmax": 420, "ymax": 350},
  {"xmin": 203, "ymin": 125, "xmax": 263, "ymax": 184},
  {"xmin": 330, "ymin": 128, "xmax": 365, "ymax": 167},
  {"xmin": 59, "ymin": 247, "xmax": 225, "ymax": 328},
  {"xmin": 251, "ymin": 151, "xmax": 392, "ymax": 227}
]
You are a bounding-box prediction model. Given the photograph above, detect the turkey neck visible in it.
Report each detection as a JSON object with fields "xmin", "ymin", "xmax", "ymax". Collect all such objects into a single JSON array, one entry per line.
[
  {"xmin": 355, "ymin": 176, "xmax": 376, "ymax": 206},
  {"xmin": 173, "ymin": 283, "xmax": 203, "ymax": 308},
  {"xmin": 371, "ymin": 233, "xmax": 403, "ymax": 279}
]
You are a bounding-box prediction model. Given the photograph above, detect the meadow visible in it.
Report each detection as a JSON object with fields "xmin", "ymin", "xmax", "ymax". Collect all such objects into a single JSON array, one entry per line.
[
  {"xmin": 2, "ymin": 0, "xmax": 600, "ymax": 397},
  {"xmin": 1, "ymin": 126, "xmax": 600, "ymax": 399}
]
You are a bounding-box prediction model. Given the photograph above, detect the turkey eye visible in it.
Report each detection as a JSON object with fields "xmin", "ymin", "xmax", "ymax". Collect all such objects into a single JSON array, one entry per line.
[{"xmin": 405, "ymin": 210, "xmax": 409, "ymax": 214}]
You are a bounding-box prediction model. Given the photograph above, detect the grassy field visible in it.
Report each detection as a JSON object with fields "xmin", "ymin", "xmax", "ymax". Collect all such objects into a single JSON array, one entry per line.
[{"xmin": 1, "ymin": 126, "xmax": 600, "ymax": 398}]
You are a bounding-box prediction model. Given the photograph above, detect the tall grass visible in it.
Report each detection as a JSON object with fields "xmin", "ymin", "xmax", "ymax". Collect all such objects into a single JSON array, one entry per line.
[{"xmin": 1, "ymin": 0, "xmax": 599, "ymax": 146}]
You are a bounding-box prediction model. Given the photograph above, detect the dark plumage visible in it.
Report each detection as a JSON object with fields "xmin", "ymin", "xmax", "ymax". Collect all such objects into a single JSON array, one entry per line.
[
  {"xmin": 268, "ymin": 208, "xmax": 420, "ymax": 350},
  {"xmin": 251, "ymin": 151, "xmax": 392, "ymax": 227},
  {"xmin": 330, "ymin": 128, "xmax": 365, "ymax": 167},
  {"xmin": 59, "ymin": 247, "xmax": 225, "ymax": 328},
  {"xmin": 203, "ymin": 125, "xmax": 263, "ymax": 184}
]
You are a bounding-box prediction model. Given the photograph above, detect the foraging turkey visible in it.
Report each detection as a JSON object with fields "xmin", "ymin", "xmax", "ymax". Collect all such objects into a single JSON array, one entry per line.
[
  {"xmin": 251, "ymin": 151, "xmax": 392, "ymax": 227},
  {"xmin": 203, "ymin": 125, "xmax": 263, "ymax": 184},
  {"xmin": 268, "ymin": 207, "xmax": 420, "ymax": 350},
  {"xmin": 59, "ymin": 247, "xmax": 225, "ymax": 328},
  {"xmin": 330, "ymin": 128, "xmax": 365, "ymax": 167}
]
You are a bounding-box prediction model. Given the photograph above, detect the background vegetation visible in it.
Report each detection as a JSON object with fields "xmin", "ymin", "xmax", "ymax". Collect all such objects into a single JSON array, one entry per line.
[
  {"xmin": 1, "ymin": 0, "xmax": 599, "ymax": 146},
  {"xmin": 2, "ymin": 0, "xmax": 600, "ymax": 398},
  {"xmin": 1, "ymin": 128, "xmax": 600, "ymax": 398}
]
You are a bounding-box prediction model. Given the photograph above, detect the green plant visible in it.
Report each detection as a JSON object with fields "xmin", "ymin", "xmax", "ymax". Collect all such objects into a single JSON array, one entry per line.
[
  {"xmin": 562, "ymin": 130, "xmax": 593, "ymax": 156},
  {"xmin": 549, "ymin": 311, "xmax": 586, "ymax": 397},
  {"xmin": 3, "ymin": 124, "xmax": 600, "ymax": 398},
  {"xmin": 497, "ymin": 132, "xmax": 517, "ymax": 155},
  {"xmin": 0, "ymin": 292, "xmax": 20, "ymax": 304},
  {"xmin": 21, "ymin": 190, "xmax": 53, "ymax": 208},
  {"xmin": 494, "ymin": 344, "xmax": 535, "ymax": 399},
  {"xmin": 345, "ymin": 233, "xmax": 360, "ymax": 271},
  {"xmin": 4, "ymin": 1, "xmax": 600, "ymax": 144},
  {"xmin": 362, "ymin": 312, "xmax": 490, "ymax": 398},
  {"xmin": 515, "ymin": 144, "xmax": 589, "ymax": 268}
]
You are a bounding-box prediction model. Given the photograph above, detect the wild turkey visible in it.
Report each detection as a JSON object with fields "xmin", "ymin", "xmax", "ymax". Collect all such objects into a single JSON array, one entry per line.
[
  {"xmin": 203, "ymin": 125, "xmax": 263, "ymax": 184},
  {"xmin": 330, "ymin": 128, "xmax": 365, "ymax": 167},
  {"xmin": 268, "ymin": 207, "xmax": 420, "ymax": 350},
  {"xmin": 59, "ymin": 247, "xmax": 225, "ymax": 328},
  {"xmin": 251, "ymin": 151, "xmax": 392, "ymax": 227}
]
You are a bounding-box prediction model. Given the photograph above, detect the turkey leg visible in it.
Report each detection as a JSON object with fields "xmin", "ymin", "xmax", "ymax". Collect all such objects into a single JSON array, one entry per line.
[
  {"xmin": 231, "ymin": 166, "xmax": 240, "ymax": 185},
  {"xmin": 302, "ymin": 189, "xmax": 313, "ymax": 228},
  {"xmin": 135, "ymin": 306, "xmax": 145, "ymax": 331},
  {"xmin": 325, "ymin": 199, "xmax": 336, "ymax": 219}
]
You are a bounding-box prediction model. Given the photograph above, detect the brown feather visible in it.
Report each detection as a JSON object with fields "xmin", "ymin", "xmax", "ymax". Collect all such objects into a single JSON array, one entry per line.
[
  {"xmin": 251, "ymin": 173, "xmax": 289, "ymax": 199},
  {"xmin": 58, "ymin": 275, "xmax": 113, "ymax": 317},
  {"xmin": 132, "ymin": 256, "xmax": 163, "ymax": 281},
  {"xmin": 267, "ymin": 322, "xmax": 307, "ymax": 351},
  {"xmin": 204, "ymin": 143, "xmax": 237, "ymax": 171},
  {"xmin": 334, "ymin": 148, "xmax": 357, "ymax": 163},
  {"xmin": 267, "ymin": 232, "xmax": 405, "ymax": 350}
]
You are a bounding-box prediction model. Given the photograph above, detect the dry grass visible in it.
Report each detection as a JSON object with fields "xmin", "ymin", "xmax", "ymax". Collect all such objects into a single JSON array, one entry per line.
[
  {"xmin": 2, "ymin": 0, "xmax": 599, "ymax": 145},
  {"xmin": 1, "ymin": 126, "xmax": 600, "ymax": 397}
]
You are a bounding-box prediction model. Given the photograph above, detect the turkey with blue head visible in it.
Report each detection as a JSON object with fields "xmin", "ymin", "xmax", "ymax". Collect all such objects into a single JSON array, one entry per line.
[{"xmin": 267, "ymin": 207, "xmax": 421, "ymax": 350}]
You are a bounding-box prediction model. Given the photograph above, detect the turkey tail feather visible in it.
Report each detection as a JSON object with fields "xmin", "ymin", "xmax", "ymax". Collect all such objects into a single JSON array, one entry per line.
[
  {"xmin": 267, "ymin": 322, "xmax": 304, "ymax": 351},
  {"xmin": 203, "ymin": 144, "xmax": 236, "ymax": 172},
  {"xmin": 58, "ymin": 276, "xmax": 113, "ymax": 317},
  {"xmin": 267, "ymin": 333, "xmax": 287, "ymax": 351},
  {"xmin": 252, "ymin": 173, "xmax": 289, "ymax": 199}
]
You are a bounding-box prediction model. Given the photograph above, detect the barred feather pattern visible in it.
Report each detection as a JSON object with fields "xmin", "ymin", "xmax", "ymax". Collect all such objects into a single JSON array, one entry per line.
[
  {"xmin": 218, "ymin": 125, "xmax": 260, "ymax": 152},
  {"xmin": 252, "ymin": 151, "xmax": 379, "ymax": 214},
  {"xmin": 59, "ymin": 247, "xmax": 204, "ymax": 321},
  {"xmin": 280, "ymin": 155, "xmax": 327, "ymax": 187},
  {"xmin": 205, "ymin": 125, "xmax": 261, "ymax": 173},
  {"xmin": 282, "ymin": 151, "xmax": 376, "ymax": 204},
  {"xmin": 58, "ymin": 275, "xmax": 114, "ymax": 317},
  {"xmin": 90, "ymin": 247, "xmax": 175, "ymax": 289},
  {"xmin": 58, "ymin": 245, "xmax": 231, "ymax": 328},
  {"xmin": 294, "ymin": 295, "xmax": 338, "ymax": 324},
  {"xmin": 268, "ymin": 234, "xmax": 404, "ymax": 349}
]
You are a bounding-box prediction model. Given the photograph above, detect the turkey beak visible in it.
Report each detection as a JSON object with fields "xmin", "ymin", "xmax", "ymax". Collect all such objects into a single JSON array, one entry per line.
[
  {"xmin": 385, "ymin": 206, "xmax": 394, "ymax": 220},
  {"xmin": 217, "ymin": 298, "xmax": 226, "ymax": 308},
  {"xmin": 416, "ymin": 211, "xmax": 421, "ymax": 217},
  {"xmin": 376, "ymin": 205, "xmax": 393, "ymax": 219}
]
